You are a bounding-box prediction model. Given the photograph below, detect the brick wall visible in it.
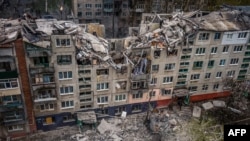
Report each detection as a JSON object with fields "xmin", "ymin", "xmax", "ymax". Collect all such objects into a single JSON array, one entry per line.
[{"xmin": 14, "ymin": 39, "xmax": 37, "ymax": 133}]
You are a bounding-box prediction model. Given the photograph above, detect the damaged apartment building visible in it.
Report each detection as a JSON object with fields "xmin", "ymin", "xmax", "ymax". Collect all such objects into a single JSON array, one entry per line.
[{"xmin": 0, "ymin": 8, "xmax": 250, "ymax": 136}]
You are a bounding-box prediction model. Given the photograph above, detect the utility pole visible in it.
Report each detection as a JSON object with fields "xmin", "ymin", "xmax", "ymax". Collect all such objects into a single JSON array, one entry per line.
[
  {"xmin": 112, "ymin": 0, "xmax": 115, "ymax": 38},
  {"xmin": 45, "ymin": 0, "xmax": 48, "ymax": 13}
]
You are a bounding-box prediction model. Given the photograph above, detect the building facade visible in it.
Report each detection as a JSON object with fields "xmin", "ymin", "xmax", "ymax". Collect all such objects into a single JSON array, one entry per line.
[{"xmin": 0, "ymin": 39, "xmax": 36, "ymax": 140}]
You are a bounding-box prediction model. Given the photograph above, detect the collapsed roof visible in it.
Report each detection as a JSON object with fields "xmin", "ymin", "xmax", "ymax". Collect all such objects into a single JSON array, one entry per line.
[{"xmin": 0, "ymin": 9, "xmax": 250, "ymax": 71}]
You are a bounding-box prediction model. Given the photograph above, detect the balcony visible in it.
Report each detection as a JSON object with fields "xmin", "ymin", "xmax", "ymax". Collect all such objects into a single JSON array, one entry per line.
[
  {"xmin": 26, "ymin": 50, "xmax": 52, "ymax": 57},
  {"xmin": 4, "ymin": 114, "xmax": 24, "ymax": 123},
  {"xmin": 131, "ymin": 74, "xmax": 149, "ymax": 81},
  {"xmin": 34, "ymin": 96, "xmax": 57, "ymax": 103},
  {"xmin": 0, "ymin": 101, "xmax": 23, "ymax": 112},
  {"xmin": 0, "ymin": 70, "xmax": 18, "ymax": 79},
  {"xmin": 29, "ymin": 64, "xmax": 54, "ymax": 74}
]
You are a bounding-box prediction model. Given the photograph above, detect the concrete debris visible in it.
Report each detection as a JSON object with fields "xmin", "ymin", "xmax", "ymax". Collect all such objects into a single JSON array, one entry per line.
[
  {"xmin": 212, "ymin": 100, "xmax": 226, "ymax": 108},
  {"xmin": 77, "ymin": 111, "xmax": 97, "ymax": 124},
  {"xmin": 202, "ymin": 102, "xmax": 214, "ymax": 110},
  {"xmin": 169, "ymin": 119, "xmax": 178, "ymax": 126},
  {"xmin": 192, "ymin": 106, "xmax": 201, "ymax": 118},
  {"xmin": 228, "ymin": 107, "xmax": 243, "ymax": 114}
]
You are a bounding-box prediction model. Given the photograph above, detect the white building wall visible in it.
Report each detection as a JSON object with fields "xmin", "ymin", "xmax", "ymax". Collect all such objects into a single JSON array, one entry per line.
[{"xmin": 221, "ymin": 30, "xmax": 250, "ymax": 45}]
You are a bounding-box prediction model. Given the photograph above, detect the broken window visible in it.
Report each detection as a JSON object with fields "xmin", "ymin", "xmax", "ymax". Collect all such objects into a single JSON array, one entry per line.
[
  {"xmin": 33, "ymin": 57, "xmax": 49, "ymax": 66},
  {"xmin": 80, "ymin": 105, "xmax": 92, "ymax": 109},
  {"xmin": 110, "ymin": 42, "xmax": 115, "ymax": 51},
  {"xmin": 77, "ymin": 58, "xmax": 92, "ymax": 65},
  {"xmin": 181, "ymin": 55, "xmax": 191, "ymax": 60},
  {"xmin": 115, "ymin": 81, "xmax": 127, "ymax": 90},
  {"xmin": 131, "ymin": 81, "xmax": 147, "ymax": 89},
  {"xmin": 0, "ymin": 62, "xmax": 11, "ymax": 71},
  {"xmin": 182, "ymin": 48, "xmax": 192, "ymax": 54},
  {"xmin": 80, "ymin": 98, "xmax": 92, "ymax": 103},
  {"xmin": 80, "ymin": 91, "xmax": 92, "ymax": 96},
  {"xmin": 154, "ymin": 50, "xmax": 161, "ymax": 58},
  {"xmin": 161, "ymin": 89, "xmax": 171, "ymax": 95},
  {"xmin": 180, "ymin": 62, "xmax": 189, "ymax": 67},
  {"xmin": 79, "ymin": 77, "xmax": 91, "ymax": 82},
  {"xmin": 167, "ymin": 49, "xmax": 178, "ymax": 56},
  {"xmin": 198, "ymin": 33, "xmax": 209, "ymax": 40},
  {"xmin": 132, "ymin": 58, "xmax": 148, "ymax": 75},
  {"xmin": 177, "ymin": 81, "xmax": 186, "ymax": 86},
  {"xmin": 178, "ymin": 74, "xmax": 187, "ymax": 79},
  {"xmin": 96, "ymin": 69, "xmax": 109, "ymax": 75},
  {"xmin": 78, "ymin": 70, "xmax": 91, "ymax": 75}
]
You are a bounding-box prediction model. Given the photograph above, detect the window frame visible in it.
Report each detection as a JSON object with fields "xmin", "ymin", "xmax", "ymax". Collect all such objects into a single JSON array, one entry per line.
[
  {"xmin": 58, "ymin": 71, "xmax": 73, "ymax": 80},
  {"xmin": 163, "ymin": 76, "xmax": 173, "ymax": 84}
]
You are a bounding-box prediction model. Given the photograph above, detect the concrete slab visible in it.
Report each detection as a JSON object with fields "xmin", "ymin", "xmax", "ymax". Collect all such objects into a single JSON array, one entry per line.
[
  {"xmin": 202, "ymin": 102, "xmax": 214, "ymax": 110},
  {"xmin": 192, "ymin": 106, "xmax": 201, "ymax": 118},
  {"xmin": 212, "ymin": 100, "xmax": 226, "ymax": 107}
]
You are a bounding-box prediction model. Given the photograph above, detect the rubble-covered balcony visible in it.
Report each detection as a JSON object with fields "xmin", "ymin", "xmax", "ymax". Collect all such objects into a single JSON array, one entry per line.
[
  {"xmin": 33, "ymin": 89, "xmax": 57, "ymax": 103},
  {"xmin": 77, "ymin": 58, "xmax": 92, "ymax": 68},
  {"xmin": 26, "ymin": 49, "xmax": 52, "ymax": 57},
  {"xmin": 130, "ymin": 52, "xmax": 151, "ymax": 81},
  {"xmin": 3, "ymin": 111, "xmax": 24, "ymax": 124},
  {"xmin": 25, "ymin": 42, "xmax": 52, "ymax": 57},
  {"xmin": 115, "ymin": 81, "xmax": 127, "ymax": 92},
  {"xmin": 96, "ymin": 69, "xmax": 109, "ymax": 81},
  {"xmin": 29, "ymin": 63, "xmax": 54, "ymax": 75}
]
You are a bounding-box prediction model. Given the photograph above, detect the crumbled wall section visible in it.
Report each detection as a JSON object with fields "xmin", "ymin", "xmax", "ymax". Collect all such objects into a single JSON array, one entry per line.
[{"xmin": 14, "ymin": 38, "xmax": 37, "ymax": 133}]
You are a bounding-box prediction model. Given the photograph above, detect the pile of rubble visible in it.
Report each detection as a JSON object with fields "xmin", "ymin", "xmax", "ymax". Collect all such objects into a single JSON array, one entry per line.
[
  {"xmin": 70, "ymin": 113, "xmax": 153, "ymax": 141},
  {"xmin": 69, "ymin": 107, "xmax": 194, "ymax": 141}
]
